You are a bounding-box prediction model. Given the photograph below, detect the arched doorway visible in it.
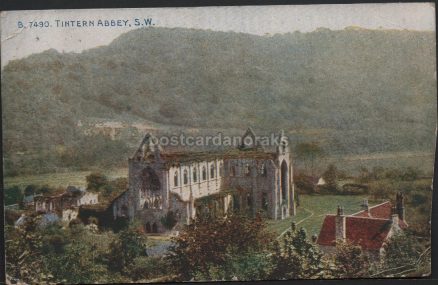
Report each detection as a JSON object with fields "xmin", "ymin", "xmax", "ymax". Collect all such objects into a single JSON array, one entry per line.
[
  {"xmin": 233, "ymin": 195, "xmax": 240, "ymax": 211},
  {"xmin": 121, "ymin": 205, "xmax": 129, "ymax": 217},
  {"xmin": 281, "ymin": 160, "xmax": 288, "ymax": 202},
  {"xmin": 145, "ymin": 222, "xmax": 151, "ymax": 233},
  {"xmin": 152, "ymin": 222, "xmax": 158, "ymax": 233}
]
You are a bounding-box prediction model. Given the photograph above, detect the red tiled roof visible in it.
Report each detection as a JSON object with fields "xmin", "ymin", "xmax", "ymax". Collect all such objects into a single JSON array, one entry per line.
[
  {"xmin": 346, "ymin": 216, "xmax": 392, "ymax": 250},
  {"xmin": 317, "ymin": 215, "xmax": 393, "ymax": 250},
  {"xmin": 354, "ymin": 210, "xmax": 370, "ymax": 217},
  {"xmin": 317, "ymin": 200, "xmax": 408, "ymax": 251},
  {"xmin": 352, "ymin": 201, "xmax": 407, "ymax": 228},
  {"xmin": 352, "ymin": 201, "xmax": 392, "ymax": 219},
  {"xmin": 316, "ymin": 215, "xmax": 336, "ymax": 246},
  {"xmin": 369, "ymin": 202, "xmax": 393, "ymax": 219}
]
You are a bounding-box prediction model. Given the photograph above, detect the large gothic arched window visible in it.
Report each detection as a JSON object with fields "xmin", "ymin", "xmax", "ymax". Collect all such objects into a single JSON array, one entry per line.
[{"xmin": 141, "ymin": 167, "xmax": 161, "ymax": 195}]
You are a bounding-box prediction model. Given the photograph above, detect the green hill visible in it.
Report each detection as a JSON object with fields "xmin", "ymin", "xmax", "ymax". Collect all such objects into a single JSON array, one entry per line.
[{"xmin": 2, "ymin": 27, "xmax": 436, "ymax": 176}]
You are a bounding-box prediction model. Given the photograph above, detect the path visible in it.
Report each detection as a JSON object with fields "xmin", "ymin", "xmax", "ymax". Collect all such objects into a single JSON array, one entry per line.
[{"xmin": 277, "ymin": 207, "xmax": 314, "ymax": 240}]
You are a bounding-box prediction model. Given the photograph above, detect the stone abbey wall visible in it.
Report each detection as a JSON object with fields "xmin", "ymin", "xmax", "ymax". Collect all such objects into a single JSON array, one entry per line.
[{"xmin": 113, "ymin": 130, "xmax": 295, "ymax": 232}]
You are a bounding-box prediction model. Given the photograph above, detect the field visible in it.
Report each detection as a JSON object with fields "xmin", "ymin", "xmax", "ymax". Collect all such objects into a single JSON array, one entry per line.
[
  {"xmin": 3, "ymin": 168, "xmax": 128, "ymax": 189},
  {"xmin": 326, "ymin": 151, "xmax": 434, "ymax": 176},
  {"xmin": 267, "ymin": 194, "xmax": 368, "ymax": 237}
]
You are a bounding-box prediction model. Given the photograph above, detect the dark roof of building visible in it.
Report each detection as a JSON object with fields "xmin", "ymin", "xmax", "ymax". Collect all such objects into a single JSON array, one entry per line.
[
  {"xmin": 34, "ymin": 188, "xmax": 67, "ymax": 200},
  {"xmin": 316, "ymin": 215, "xmax": 393, "ymax": 250},
  {"xmin": 159, "ymin": 148, "xmax": 277, "ymax": 165}
]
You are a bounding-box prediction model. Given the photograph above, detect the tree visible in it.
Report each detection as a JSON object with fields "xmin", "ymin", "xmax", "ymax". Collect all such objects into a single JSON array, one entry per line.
[
  {"xmin": 44, "ymin": 237, "xmax": 108, "ymax": 283},
  {"xmin": 36, "ymin": 185, "xmax": 54, "ymax": 195},
  {"xmin": 125, "ymin": 256, "xmax": 170, "ymax": 281},
  {"xmin": 5, "ymin": 217, "xmax": 55, "ymax": 284},
  {"xmin": 400, "ymin": 167, "xmax": 420, "ymax": 181},
  {"xmin": 24, "ymin": 184, "xmax": 38, "ymax": 196},
  {"xmin": 4, "ymin": 186, "xmax": 23, "ymax": 206},
  {"xmin": 321, "ymin": 164, "xmax": 339, "ymax": 193},
  {"xmin": 160, "ymin": 211, "xmax": 178, "ymax": 230},
  {"xmin": 86, "ymin": 172, "xmax": 108, "ymax": 192},
  {"xmin": 5, "ymin": 209, "xmax": 21, "ymax": 225},
  {"xmin": 295, "ymin": 142, "xmax": 324, "ymax": 176},
  {"xmin": 331, "ymin": 241, "xmax": 370, "ymax": 278},
  {"xmin": 108, "ymin": 225, "xmax": 149, "ymax": 272},
  {"xmin": 358, "ymin": 166, "xmax": 370, "ymax": 183},
  {"xmin": 269, "ymin": 224, "xmax": 324, "ymax": 279},
  {"xmin": 166, "ymin": 213, "xmax": 273, "ymax": 280},
  {"xmin": 199, "ymin": 251, "xmax": 272, "ymax": 281},
  {"xmin": 294, "ymin": 174, "xmax": 316, "ymax": 194},
  {"xmin": 382, "ymin": 231, "xmax": 423, "ymax": 269}
]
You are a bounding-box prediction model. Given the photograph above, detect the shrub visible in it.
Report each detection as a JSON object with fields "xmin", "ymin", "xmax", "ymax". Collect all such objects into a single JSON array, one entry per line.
[
  {"xmin": 160, "ymin": 211, "xmax": 178, "ymax": 230},
  {"xmin": 69, "ymin": 218, "xmax": 83, "ymax": 228},
  {"xmin": 88, "ymin": 216, "xmax": 99, "ymax": 225},
  {"xmin": 269, "ymin": 225, "xmax": 324, "ymax": 279},
  {"xmin": 86, "ymin": 172, "xmax": 108, "ymax": 192},
  {"xmin": 125, "ymin": 256, "xmax": 169, "ymax": 281},
  {"xmin": 5, "ymin": 209, "xmax": 21, "ymax": 225},
  {"xmin": 166, "ymin": 213, "xmax": 273, "ymax": 280},
  {"xmin": 381, "ymin": 231, "xmax": 424, "ymax": 270},
  {"xmin": 331, "ymin": 241, "xmax": 371, "ymax": 278},
  {"xmin": 4, "ymin": 186, "xmax": 23, "ymax": 206},
  {"xmin": 108, "ymin": 226, "xmax": 148, "ymax": 272}
]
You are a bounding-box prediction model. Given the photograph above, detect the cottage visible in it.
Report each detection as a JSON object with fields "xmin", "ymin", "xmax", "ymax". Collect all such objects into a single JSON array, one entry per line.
[
  {"xmin": 316, "ymin": 193, "xmax": 408, "ymax": 260},
  {"xmin": 34, "ymin": 187, "xmax": 98, "ymax": 216}
]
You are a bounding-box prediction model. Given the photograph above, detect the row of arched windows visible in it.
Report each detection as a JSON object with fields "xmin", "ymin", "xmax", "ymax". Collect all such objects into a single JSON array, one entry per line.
[
  {"xmin": 174, "ymin": 163, "xmax": 223, "ymax": 187},
  {"xmin": 173, "ymin": 161, "xmax": 268, "ymax": 186},
  {"xmin": 230, "ymin": 163, "xmax": 267, "ymax": 177}
]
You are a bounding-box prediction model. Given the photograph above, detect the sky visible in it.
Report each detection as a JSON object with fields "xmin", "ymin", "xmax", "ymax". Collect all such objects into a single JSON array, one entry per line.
[{"xmin": 1, "ymin": 3, "xmax": 435, "ymax": 68}]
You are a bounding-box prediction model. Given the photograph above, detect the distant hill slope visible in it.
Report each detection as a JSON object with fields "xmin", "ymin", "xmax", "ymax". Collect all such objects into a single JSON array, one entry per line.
[{"xmin": 1, "ymin": 27, "xmax": 436, "ymax": 175}]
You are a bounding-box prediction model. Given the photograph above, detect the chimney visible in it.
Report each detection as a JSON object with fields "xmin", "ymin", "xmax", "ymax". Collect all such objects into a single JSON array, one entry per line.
[
  {"xmin": 335, "ymin": 206, "xmax": 346, "ymax": 241},
  {"xmin": 396, "ymin": 192, "xmax": 405, "ymax": 221},
  {"xmin": 391, "ymin": 206, "xmax": 400, "ymax": 229}
]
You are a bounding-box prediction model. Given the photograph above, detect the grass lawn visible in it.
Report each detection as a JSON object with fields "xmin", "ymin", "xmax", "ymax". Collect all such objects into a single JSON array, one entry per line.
[
  {"xmin": 266, "ymin": 208, "xmax": 310, "ymax": 236},
  {"xmin": 267, "ymin": 194, "xmax": 368, "ymax": 237},
  {"xmin": 4, "ymin": 168, "xmax": 128, "ymax": 189}
]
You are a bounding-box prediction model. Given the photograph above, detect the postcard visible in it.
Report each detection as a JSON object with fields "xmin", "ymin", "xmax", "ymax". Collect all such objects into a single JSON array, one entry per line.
[{"xmin": 1, "ymin": 3, "xmax": 436, "ymax": 283}]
